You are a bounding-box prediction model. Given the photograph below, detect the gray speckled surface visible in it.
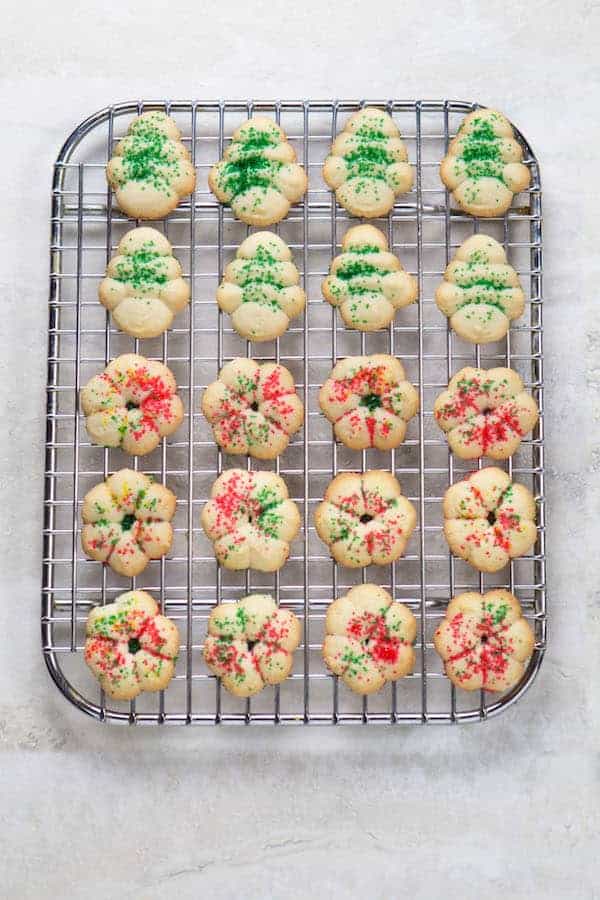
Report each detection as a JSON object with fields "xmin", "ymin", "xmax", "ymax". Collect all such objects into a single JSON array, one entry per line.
[{"xmin": 1, "ymin": 2, "xmax": 598, "ymax": 897}]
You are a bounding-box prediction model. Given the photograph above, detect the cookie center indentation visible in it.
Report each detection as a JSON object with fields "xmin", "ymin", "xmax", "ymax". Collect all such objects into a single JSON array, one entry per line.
[
  {"xmin": 359, "ymin": 393, "xmax": 382, "ymax": 412},
  {"xmin": 126, "ymin": 401, "xmax": 138, "ymax": 411},
  {"xmin": 360, "ymin": 513, "xmax": 373, "ymax": 524},
  {"xmin": 250, "ymin": 401, "xmax": 259, "ymax": 412},
  {"xmin": 487, "ymin": 510, "xmax": 497, "ymax": 526},
  {"xmin": 121, "ymin": 513, "xmax": 137, "ymax": 531},
  {"xmin": 128, "ymin": 637, "xmax": 141, "ymax": 654}
]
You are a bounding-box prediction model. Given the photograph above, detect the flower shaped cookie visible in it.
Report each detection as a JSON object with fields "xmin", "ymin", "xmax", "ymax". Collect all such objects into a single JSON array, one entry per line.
[
  {"xmin": 435, "ymin": 235, "xmax": 525, "ymax": 343},
  {"xmin": 323, "ymin": 584, "xmax": 416, "ymax": 695},
  {"xmin": 81, "ymin": 469, "xmax": 176, "ymax": 577},
  {"xmin": 322, "ymin": 225, "xmax": 417, "ymax": 332},
  {"xmin": 107, "ymin": 111, "xmax": 196, "ymax": 219},
  {"xmin": 315, "ymin": 471, "xmax": 416, "ymax": 569},
  {"xmin": 319, "ymin": 354, "xmax": 418, "ymax": 451},
  {"xmin": 203, "ymin": 594, "xmax": 301, "ymax": 697},
  {"xmin": 323, "ymin": 108, "xmax": 414, "ymax": 217},
  {"xmin": 99, "ymin": 227, "xmax": 190, "ymax": 339},
  {"xmin": 217, "ymin": 232, "xmax": 306, "ymax": 342},
  {"xmin": 84, "ymin": 590, "xmax": 180, "ymax": 701},
  {"xmin": 202, "ymin": 358, "xmax": 303, "ymax": 459},
  {"xmin": 434, "ymin": 366, "xmax": 539, "ymax": 460},
  {"xmin": 440, "ymin": 108, "xmax": 531, "ymax": 217},
  {"xmin": 81, "ymin": 354, "xmax": 184, "ymax": 456},
  {"xmin": 201, "ymin": 469, "xmax": 300, "ymax": 572},
  {"xmin": 433, "ymin": 589, "xmax": 535, "ymax": 693},
  {"xmin": 208, "ymin": 116, "xmax": 308, "ymax": 226},
  {"xmin": 443, "ymin": 467, "xmax": 537, "ymax": 573}
]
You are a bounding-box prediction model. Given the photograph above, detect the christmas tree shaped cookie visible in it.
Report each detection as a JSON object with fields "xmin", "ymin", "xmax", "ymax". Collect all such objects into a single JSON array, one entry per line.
[
  {"xmin": 440, "ymin": 108, "xmax": 531, "ymax": 217},
  {"xmin": 323, "ymin": 108, "xmax": 413, "ymax": 217},
  {"xmin": 208, "ymin": 116, "xmax": 307, "ymax": 226}
]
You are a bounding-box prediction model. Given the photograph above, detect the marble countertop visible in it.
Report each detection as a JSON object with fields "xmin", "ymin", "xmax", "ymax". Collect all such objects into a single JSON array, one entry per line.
[{"xmin": 1, "ymin": 1, "xmax": 598, "ymax": 897}]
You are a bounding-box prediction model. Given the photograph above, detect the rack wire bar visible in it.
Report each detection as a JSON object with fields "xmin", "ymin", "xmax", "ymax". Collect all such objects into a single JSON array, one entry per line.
[{"xmin": 42, "ymin": 99, "xmax": 546, "ymax": 725}]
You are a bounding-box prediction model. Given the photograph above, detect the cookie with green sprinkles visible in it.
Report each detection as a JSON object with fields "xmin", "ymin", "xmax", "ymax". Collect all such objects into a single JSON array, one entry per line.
[
  {"xmin": 323, "ymin": 584, "xmax": 416, "ymax": 695},
  {"xmin": 201, "ymin": 469, "xmax": 300, "ymax": 572},
  {"xmin": 322, "ymin": 224, "xmax": 417, "ymax": 332},
  {"xmin": 107, "ymin": 111, "xmax": 196, "ymax": 219},
  {"xmin": 85, "ymin": 590, "xmax": 180, "ymax": 701},
  {"xmin": 99, "ymin": 227, "xmax": 190, "ymax": 338},
  {"xmin": 440, "ymin": 108, "xmax": 530, "ymax": 217},
  {"xmin": 203, "ymin": 594, "xmax": 301, "ymax": 697},
  {"xmin": 315, "ymin": 470, "xmax": 416, "ymax": 569},
  {"xmin": 208, "ymin": 116, "xmax": 307, "ymax": 226},
  {"xmin": 443, "ymin": 467, "xmax": 537, "ymax": 573},
  {"xmin": 217, "ymin": 231, "xmax": 306, "ymax": 341},
  {"xmin": 323, "ymin": 107, "xmax": 413, "ymax": 217},
  {"xmin": 81, "ymin": 468, "xmax": 176, "ymax": 577},
  {"xmin": 435, "ymin": 234, "xmax": 525, "ymax": 343},
  {"xmin": 434, "ymin": 589, "xmax": 534, "ymax": 692}
]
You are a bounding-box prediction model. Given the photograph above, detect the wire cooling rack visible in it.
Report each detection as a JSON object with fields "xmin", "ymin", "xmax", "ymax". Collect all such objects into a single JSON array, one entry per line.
[{"xmin": 43, "ymin": 100, "xmax": 545, "ymax": 724}]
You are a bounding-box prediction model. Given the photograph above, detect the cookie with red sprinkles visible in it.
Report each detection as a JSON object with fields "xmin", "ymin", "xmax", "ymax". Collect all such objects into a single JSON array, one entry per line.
[
  {"xmin": 435, "ymin": 234, "xmax": 525, "ymax": 343},
  {"xmin": 81, "ymin": 469, "xmax": 176, "ymax": 577},
  {"xmin": 323, "ymin": 584, "xmax": 416, "ymax": 695},
  {"xmin": 85, "ymin": 590, "xmax": 180, "ymax": 701},
  {"xmin": 322, "ymin": 225, "xmax": 417, "ymax": 332},
  {"xmin": 319, "ymin": 353, "xmax": 418, "ymax": 450},
  {"xmin": 434, "ymin": 589, "xmax": 535, "ymax": 692},
  {"xmin": 443, "ymin": 467, "xmax": 537, "ymax": 573},
  {"xmin": 201, "ymin": 469, "xmax": 300, "ymax": 572},
  {"xmin": 202, "ymin": 357, "xmax": 303, "ymax": 459},
  {"xmin": 81, "ymin": 354, "xmax": 184, "ymax": 456},
  {"xmin": 203, "ymin": 594, "xmax": 301, "ymax": 697},
  {"xmin": 434, "ymin": 366, "xmax": 538, "ymax": 460},
  {"xmin": 99, "ymin": 227, "xmax": 190, "ymax": 339},
  {"xmin": 315, "ymin": 470, "xmax": 416, "ymax": 568}
]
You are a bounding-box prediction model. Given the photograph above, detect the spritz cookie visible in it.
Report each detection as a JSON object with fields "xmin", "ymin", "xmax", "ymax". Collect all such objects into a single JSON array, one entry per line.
[
  {"xmin": 322, "ymin": 225, "xmax": 417, "ymax": 331},
  {"xmin": 107, "ymin": 111, "xmax": 196, "ymax": 219},
  {"xmin": 81, "ymin": 354, "xmax": 184, "ymax": 456},
  {"xmin": 315, "ymin": 470, "xmax": 416, "ymax": 569},
  {"xmin": 208, "ymin": 116, "xmax": 307, "ymax": 226},
  {"xmin": 322, "ymin": 584, "xmax": 416, "ymax": 695},
  {"xmin": 99, "ymin": 227, "xmax": 190, "ymax": 339},
  {"xmin": 85, "ymin": 590, "xmax": 180, "ymax": 701},
  {"xmin": 201, "ymin": 469, "xmax": 300, "ymax": 572},
  {"xmin": 435, "ymin": 235, "xmax": 525, "ymax": 343},
  {"xmin": 434, "ymin": 366, "xmax": 538, "ymax": 460},
  {"xmin": 443, "ymin": 467, "xmax": 537, "ymax": 573},
  {"xmin": 323, "ymin": 108, "xmax": 413, "ymax": 217},
  {"xmin": 217, "ymin": 232, "xmax": 306, "ymax": 342},
  {"xmin": 81, "ymin": 469, "xmax": 176, "ymax": 577},
  {"xmin": 434, "ymin": 589, "xmax": 534, "ymax": 692},
  {"xmin": 319, "ymin": 354, "xmax": 418, "ymax": 451},
  {"xmin": 440, "ymin": 108, "xmax": 530, "ymax": 217},
  {"xmin": 202, "ymin": 358, "xmax": 303, "ymax": 459},
  {"xmin": 203, "ymin": 595, "xmax": 301, "ymax": 697}
]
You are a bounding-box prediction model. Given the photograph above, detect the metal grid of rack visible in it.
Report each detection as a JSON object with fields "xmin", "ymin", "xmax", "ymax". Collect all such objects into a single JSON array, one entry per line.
[{"xmin": 43, "ymin": 100, "xmax": 545, "ymax": 724}]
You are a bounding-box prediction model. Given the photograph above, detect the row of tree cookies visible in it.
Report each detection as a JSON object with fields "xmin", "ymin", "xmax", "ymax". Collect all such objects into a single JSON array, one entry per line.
[{"xmin": 80, "ymin": 107, "xmax": 536, "ymax": 702}]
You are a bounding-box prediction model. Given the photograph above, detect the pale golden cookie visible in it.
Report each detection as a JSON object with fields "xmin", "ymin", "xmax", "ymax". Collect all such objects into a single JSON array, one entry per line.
[
  {"xmin": 322, "ymin": 584, "xmax": 416, "ymax": 695},
  {"xmin": 84, "ymin": 590, "xmax": 180, "ymax": 701},
  {"xmin": 322, "ymin": 225, "xmax": 417, "ymax": 332},
  {"xmin": 107, "ymin": 111, "xmax": 196, "ymax": 219},
  {"xmin": 202, "ymin": 358, "xmax": 303, "ymax": 459},
  {"xmin": 99, "ymin": 227, "xmax": 190, "ymax": 339},
  {"xmin": 81, "ymin": 469, "xmax": 176, "ymax": 577},
  {"xmin": 323, "ymin": 108, "xmax": 413, "ymax": 217},
  {"xmin": 440, "ymin": 108, "xmax": 531, "ymax": 217},
  {"xmin": 443, "ymin": 467, "xmax": 537, "ymax": 573},
  {"xmin": 435, "ymin": 234, "xmax": 525, "ymax": 343},
  {"xmin": 203, "ymin": 594, "xmax": 301, "ymax": 697},
  {"xmin": 434, "ymin": 366, "xmax": 538, "ymax": 460},
  {"xmin": 315, "ymin": 470, "xmax": 416, "ymax": 569},
  {"xmin": 319, "ymin": 354, "xmax": 418, "ymax": 450},
  {"xmin": 208, "ymin": 116, "xmax": 307, "ymax": 226},
  {"xmin": 217, "ymin": 232, "xmax": 306, "ymax": 342},
  {"xmin": 434, "ymin": 589, "xmax": 535, "ymax": 693},
  {"xmin": 81, "ymin": 354, "xmax": 184, "ymax": 456},
  {"xmin": 201, "ymin": 469, "xmax": 300, "ymax": 572}
]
